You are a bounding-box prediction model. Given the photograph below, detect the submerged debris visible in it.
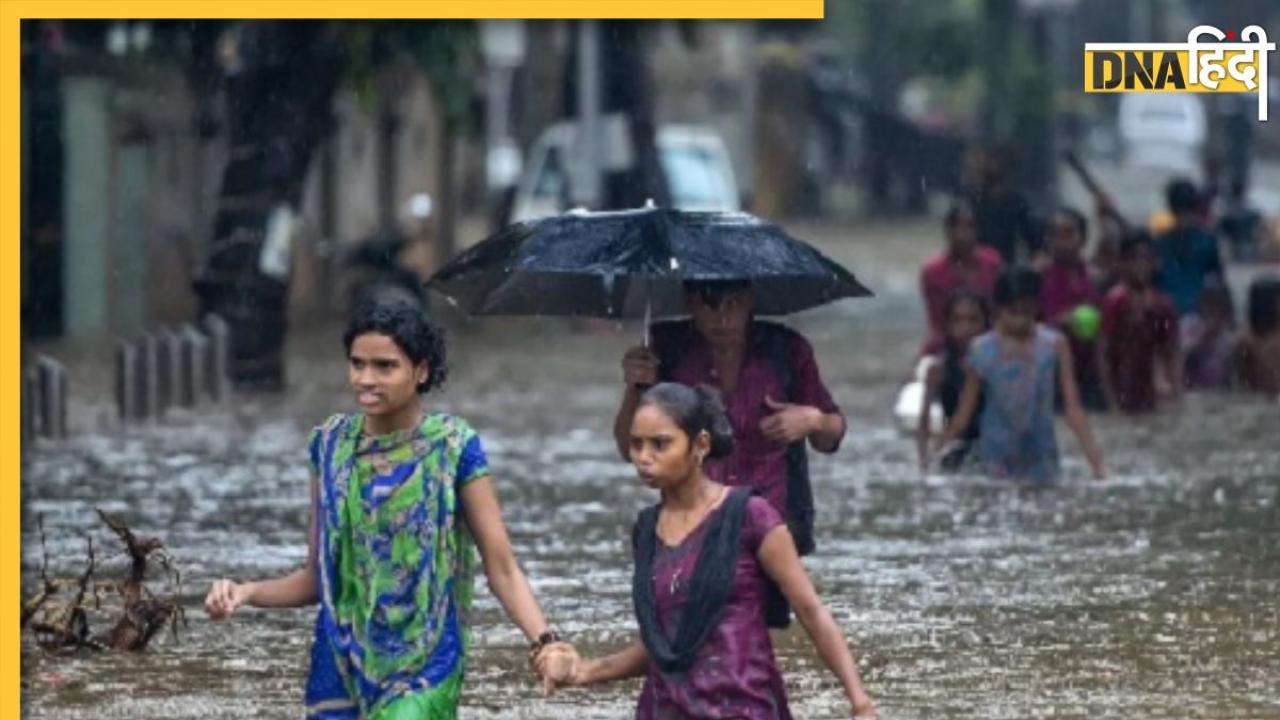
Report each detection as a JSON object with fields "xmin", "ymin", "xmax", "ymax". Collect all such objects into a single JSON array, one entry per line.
[{"xmin": 23, "ymin": 510, "xmax": 187, "ymax": 652}]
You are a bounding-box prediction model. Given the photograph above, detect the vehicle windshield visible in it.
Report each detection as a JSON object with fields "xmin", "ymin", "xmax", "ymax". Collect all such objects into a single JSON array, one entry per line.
[{"xmin": 660, "ymin": 143, "xmax": 733, "ymax": 208}]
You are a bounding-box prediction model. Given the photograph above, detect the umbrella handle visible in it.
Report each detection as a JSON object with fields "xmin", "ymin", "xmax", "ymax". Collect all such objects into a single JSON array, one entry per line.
[{"xmin": 643, "ymin": 294, "xmax": 651, "ymax": 348}]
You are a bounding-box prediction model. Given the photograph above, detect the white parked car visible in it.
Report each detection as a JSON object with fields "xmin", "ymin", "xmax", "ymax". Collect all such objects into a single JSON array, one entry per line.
[{"xmin": 510, "ymin": 122, "xmax": 741, "ymax": 223}]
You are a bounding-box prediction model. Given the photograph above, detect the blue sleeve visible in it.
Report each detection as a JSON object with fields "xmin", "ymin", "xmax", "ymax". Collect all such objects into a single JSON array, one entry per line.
[
  {"xmin": 307, "ymin": 414, "xmax": 347, "ymax": 479},
  {"xmin": 455, "ymin": 433, "xmax": 490, "ymax": 487},
  {"xmin": 308, "ymin": 429, "xmax": 321, "ymax": 477}
]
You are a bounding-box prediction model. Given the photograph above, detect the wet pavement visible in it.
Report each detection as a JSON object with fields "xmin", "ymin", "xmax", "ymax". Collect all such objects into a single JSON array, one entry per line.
[{"xmin": 21, "ymin": 218, "xmax": 1280, "ymax": 719}]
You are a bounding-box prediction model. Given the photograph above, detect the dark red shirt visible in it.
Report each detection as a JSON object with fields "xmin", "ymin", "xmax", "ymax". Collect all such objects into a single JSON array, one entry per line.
[
  {"xmin": 1102, "ymin": 284, "xmax": 1178, "ymax": 413},
  {"xmin": 1041, "ymin": 261, "xmax": 1102, "ymax": 382},
  {"xmin": 655, "ymin": 322, "xmax": 842, "ymax": 513},
  {"xmin": 920, "ymin": 246, "xmax": 1004, "ymax": 354}
]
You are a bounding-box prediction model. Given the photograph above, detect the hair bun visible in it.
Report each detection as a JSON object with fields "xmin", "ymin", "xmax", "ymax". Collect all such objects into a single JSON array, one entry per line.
[
  {"xmin": 693, "ymin": 384, "xmax": 735, "ymax": 460},
  {"xmin": 638, "ymin": 382, "xmax": 736, "ymax": 461}
]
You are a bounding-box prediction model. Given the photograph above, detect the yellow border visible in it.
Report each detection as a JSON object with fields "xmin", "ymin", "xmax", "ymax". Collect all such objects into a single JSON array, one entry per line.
[
  {"xmin": 5, "ymin": 0, "xmax": 822, "ymax": 716},
  {"xmin": 4, "ymin": 4, "xmax": 21, "ymax": 717},
  {"xmin": 9, "ymin": 1, "xmax": 823, "ymax": 20}
]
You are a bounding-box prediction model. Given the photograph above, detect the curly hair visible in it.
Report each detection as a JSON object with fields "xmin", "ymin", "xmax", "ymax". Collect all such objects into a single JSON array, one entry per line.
[{"xmin": 342, "ymin": 295, "xmax": 448, "ymax": 394}]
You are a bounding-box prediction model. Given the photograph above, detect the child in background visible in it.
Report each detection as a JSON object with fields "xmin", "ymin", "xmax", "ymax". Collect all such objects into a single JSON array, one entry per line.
[
  {"xmin": 917, "ymin": 290, "xmax": 990, "ymax": 472},
  {"xmin": 931, "ymin": 268, "xmax": 1106, "ymax": 483},
  {"xmin": 1154, "ymin": 178, "xmax": 1227, "ymax": 317},
  {"xmin": 1100, "ymin": 232, "xmax": 1183, "ymax": 413},
  {"xmin": 919, "ymin": 199, "xmax": 1003, "ymax": 355},
  {"xmin": 1237, "ymin": 277, "xmax": 1280, "ymax": 397},
  {"xmin": 1041, "ymin": 207, "xmax": 1107, "ymax": 410},
  {"xmin": 1181, "ymin": 279, "xmax": 1236, "ymax": 391}
]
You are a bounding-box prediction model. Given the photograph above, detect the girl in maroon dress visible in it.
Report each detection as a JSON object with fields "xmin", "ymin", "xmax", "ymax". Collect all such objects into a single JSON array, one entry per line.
[{"xmin": 545, "ymin": 382, "xmax": 876, "ymax": 719}]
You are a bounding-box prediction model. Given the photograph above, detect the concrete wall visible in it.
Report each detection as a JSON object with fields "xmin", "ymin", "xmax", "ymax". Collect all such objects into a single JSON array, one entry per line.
[
  {"xmin": 310, "ymin": 67, "xmax": 444, "ymax": 250},
  {"xmin": 60, "ymin": 77, "xmax": 112, "ymax": 338},
  {"xmin": 45, "ymin": 59, "xmax": 450, "ymax": 334},
  {"xmin": 57, "ymin": 67, "xmax": 208, "ymax": 340},
  {"xmin": 290, "ymin": 65, "xmax": 446, "ymax": 317}
]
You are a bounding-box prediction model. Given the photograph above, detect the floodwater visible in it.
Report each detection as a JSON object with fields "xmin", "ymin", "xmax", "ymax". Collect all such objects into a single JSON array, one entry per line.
[{"xmin": 21, "ymin": 221, "xmax": 1280, "ymax": 719}]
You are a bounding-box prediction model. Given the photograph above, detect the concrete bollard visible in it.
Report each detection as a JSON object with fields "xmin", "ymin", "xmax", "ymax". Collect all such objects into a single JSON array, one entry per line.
[
  {"xmin": 204, "ymin": 314, "xmax": 231, "ymax": 403},
  {"xmin": 115, "ymin": 340, "xmax": 141, "ymax": 422},
  {"xmin": 132, "ymin": 337, "xmax": 148, "ymax": 420},
  {"xmin": 140, "ymin": 332, "xmax": 161, "ymax": 421},
  {"xmin": 112, "ymin": 316, "xmax": 234, "ymax": 426},
  {"xmin": 22, "ymin": 365, "xmax": 39, "ymax": 447},
  {"xmin": 154, "ymin": 329, "xmax": 178, "ymax": 415},
  {"xmin": 163, "ymin": 329, "xmax": 185, "ymax": 412},
  {"xmin": 35, "ymin": 355, "xmax": 68, "ymax": 439},
  {"xmin": 179, "ymin": 325, "xmax": 209, "ymax": 408}
]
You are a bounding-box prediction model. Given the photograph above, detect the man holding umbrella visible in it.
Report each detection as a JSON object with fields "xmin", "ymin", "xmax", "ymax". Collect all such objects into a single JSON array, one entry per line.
[
  {"xmin": 425, "ymin": 206, "xmax": 869, "ymax": 626},
  {"xmin": 613, "ymin": 279, "xmax": 846, "ymax": 623}
]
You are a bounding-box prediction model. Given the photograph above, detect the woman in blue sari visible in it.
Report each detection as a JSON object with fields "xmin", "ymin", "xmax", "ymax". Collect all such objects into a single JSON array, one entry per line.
[{"xmin": 205, "ymin": 297, "xmax": 576, "ymax": 718}]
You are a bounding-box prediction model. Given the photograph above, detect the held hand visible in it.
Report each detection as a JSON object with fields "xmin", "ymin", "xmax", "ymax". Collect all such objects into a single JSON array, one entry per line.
[
  {"xmin": 759, "ymin": 396, "xmax": 821, "ymax": 445},
  {"xmin": 621, "ymin": 347, "xmax": 659, "ymax": 388},
  {"xmin": 204, "ymin": 579, "xmax": 250, "ymax": 620},
  {"xmin": 533, "ymin": 642, "xmax": 581, "ymax": 696}
]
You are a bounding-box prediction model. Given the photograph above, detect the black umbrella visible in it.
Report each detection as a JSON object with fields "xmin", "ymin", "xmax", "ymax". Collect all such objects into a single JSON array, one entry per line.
[{"xmin": 425, "ymin": 206, "xmax": 872, "ymax": 333}]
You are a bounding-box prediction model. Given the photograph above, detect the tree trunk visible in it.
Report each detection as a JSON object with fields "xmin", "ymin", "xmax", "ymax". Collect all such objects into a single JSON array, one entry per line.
[
  {"xmin": 980, "ymin": 0, "xmax": 1018, "ymax": 145},
  {"xmin": 194, "ymin": 21, "xmax": 341, "ymax": 390},
  {"xmin": 861, "ymin": 0, "xmax": 898, "ymax": 215},
  {"xmin": 601, "ymin": 21, "xmax": 670, "ymax": 210}
]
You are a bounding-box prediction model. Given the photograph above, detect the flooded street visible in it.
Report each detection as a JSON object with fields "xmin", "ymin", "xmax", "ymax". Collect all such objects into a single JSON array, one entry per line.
[{"xmin": 22, "ymin": 221, "xmax": 1280, "ymax": 719}]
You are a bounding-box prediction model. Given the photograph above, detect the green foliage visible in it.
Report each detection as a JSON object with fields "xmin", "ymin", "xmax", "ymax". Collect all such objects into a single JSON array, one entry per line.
[
  {"xmin": 340, "ymin": 21, "xmax": 480, "ymax": 130},
  {"xmin": 342, "ymin": 24, "xmax": 380, "ymax": 110},
  {"xmin": 827, "ymin": 0, "xmax": 983, "ymax": 80}
]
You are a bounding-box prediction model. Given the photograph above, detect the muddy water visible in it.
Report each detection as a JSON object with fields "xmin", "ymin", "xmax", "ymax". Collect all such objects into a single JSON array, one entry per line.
[{"xmin": 21, "ymin": 223, "xmax": 1280, "ymax": 719}]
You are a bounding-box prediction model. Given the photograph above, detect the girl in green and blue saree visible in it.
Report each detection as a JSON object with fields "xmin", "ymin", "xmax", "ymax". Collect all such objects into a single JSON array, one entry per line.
[{"xmin": 205, "ymin": 297, "xmax": 577, "ymax": 719}]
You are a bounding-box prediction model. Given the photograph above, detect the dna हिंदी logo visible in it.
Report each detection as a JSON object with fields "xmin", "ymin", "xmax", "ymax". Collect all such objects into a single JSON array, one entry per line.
[{"xmin": 1084, "ymin": 25, "xmax": 1275, "ymax": 120}]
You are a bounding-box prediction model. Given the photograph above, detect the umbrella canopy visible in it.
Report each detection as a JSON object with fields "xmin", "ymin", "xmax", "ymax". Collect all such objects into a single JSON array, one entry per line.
[{"xmin": 425, "ymin": 206, "xmax": 872, "ymax": 318}]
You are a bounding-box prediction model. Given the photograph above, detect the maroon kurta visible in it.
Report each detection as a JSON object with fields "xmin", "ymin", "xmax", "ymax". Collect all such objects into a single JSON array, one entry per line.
[{"xmin": 636, "ymin": 496, "xmax": 789, "ymax": 720}]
